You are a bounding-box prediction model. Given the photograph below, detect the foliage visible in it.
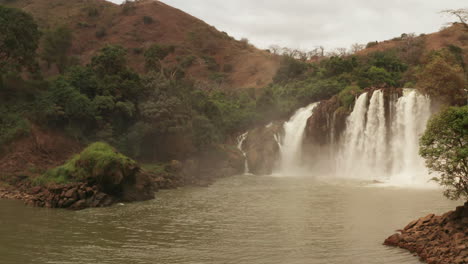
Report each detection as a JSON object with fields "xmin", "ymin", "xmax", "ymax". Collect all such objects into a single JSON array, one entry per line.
[
  {"xmin": 273, "ymin": 56, "xmax": 309, "ymax": 83},
  {"xmin": 41, "ymin": 26, "xmax": 73, "ymax": 73},
  {"xmin": 0, "ymin": 6, "xmax": 41, "ymax": 74},
  {"xmin": 33, "ymin": 142, "xmax": 137, "ymax": 186},
  {"xmin": 0, "ymin": 109, "xmax": 30, "ymax": 147},
  {"xmin": 144, "ymin": 44, "xmax": 175, "ymax": 71},
  {"xmin": 420, "ymin": 106, "xmax": 468, "ymax": 200},
  {"xmin": 337, "ymin": 85, "xmax": 362, "ymax": 109},
  {"xmin": 143, "ymin": 16, "xmax": 153, "ymax": 24},
  {"xmin": 417, "ymin": 50, "xmax": 466, "ymax": 105}
]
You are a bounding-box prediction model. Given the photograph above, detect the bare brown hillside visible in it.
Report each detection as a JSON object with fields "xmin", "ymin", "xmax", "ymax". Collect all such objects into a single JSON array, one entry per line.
[
  {"xmin": 359, "ymin": 23, "xmax": 468, "ymax": 55},
  {"xmin": 2, "ymin": 0, "xmax": 280, "ymax": 89}
]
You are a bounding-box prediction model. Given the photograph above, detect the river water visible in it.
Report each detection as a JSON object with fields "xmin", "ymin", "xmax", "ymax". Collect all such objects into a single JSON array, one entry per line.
[{"xmin": 0, "ymin": 175, "xmax": 459, "ymax": 264}]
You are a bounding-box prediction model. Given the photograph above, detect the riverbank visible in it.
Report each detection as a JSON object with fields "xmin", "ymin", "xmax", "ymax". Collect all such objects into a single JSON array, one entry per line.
[
  {"xmin": 0, "ymin": 143, "xmax": 244, "ymax": 210},
  {"xmin": 384, "ymin": 202, "xmax": 468, "ymax": 264}
]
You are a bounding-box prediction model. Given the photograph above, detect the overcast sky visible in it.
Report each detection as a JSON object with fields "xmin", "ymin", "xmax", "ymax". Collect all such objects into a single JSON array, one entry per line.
[{"xmin": 108, "ymin": 0, "xmax": 465, "ymax": 51}]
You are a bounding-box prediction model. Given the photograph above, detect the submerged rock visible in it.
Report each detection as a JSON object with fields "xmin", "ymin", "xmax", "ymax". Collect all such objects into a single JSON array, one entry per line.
[{"xmin": 384, "ymin": 202, "xmax": 468, "ymax": 264}]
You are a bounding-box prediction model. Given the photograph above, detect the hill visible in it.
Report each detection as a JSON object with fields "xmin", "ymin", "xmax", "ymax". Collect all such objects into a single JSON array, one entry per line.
[{"xmin": 1, "ymin": 0, "xmax": 280, "ymax": 89}]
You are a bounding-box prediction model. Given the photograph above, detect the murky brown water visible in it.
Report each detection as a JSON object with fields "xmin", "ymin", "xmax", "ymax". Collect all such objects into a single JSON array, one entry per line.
[{"xmin": 0, "ymin": 175, "xmax": 459, "ymax": 264}]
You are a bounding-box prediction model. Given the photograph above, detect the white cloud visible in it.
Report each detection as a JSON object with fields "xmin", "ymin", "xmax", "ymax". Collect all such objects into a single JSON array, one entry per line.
[{"xmin": 107, "ymin": 0, "xmax": 465, "ymax": 51}]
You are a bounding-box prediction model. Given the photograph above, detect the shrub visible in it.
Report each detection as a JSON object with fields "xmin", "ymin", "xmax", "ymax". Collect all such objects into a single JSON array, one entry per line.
[
  {"xmin": 202, "ymin": 55, "xmax": 219, "ymax": 71},
  {"xmin": 87, "ymin": 7, "xmax": 99, "ymax": 17},
  {"xmin": 144, "ymin": 44, "xmax": 175, "ymax": 71},
  {"xmin": 366, "ymin": 41, "xmax": 379, "ymax": 48},
  {"xmin": 132, "ymin": 47, "xmax": 144, "ymax": 55},
  {"xmin": 34, "ymin": 142, "xmax": 138, "ymax": 187},
  {"xmin": 143, "ymin": 16, "xmax": 153, "ymax": 24},
  {"xmin": 179, "ymin": 55, "xmax": 196, "ymax": 68},
  {"xmin": 95, "ymin": 28, "xmax": 107, "ymax": 39},
  {"xmin": 0, "ymin": 112, "xmax": 30, "ymax": 147}
]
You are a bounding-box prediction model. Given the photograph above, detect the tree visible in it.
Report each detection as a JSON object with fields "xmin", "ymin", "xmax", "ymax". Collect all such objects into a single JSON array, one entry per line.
[
  {"xmin": 42, "ymin": 26, "xmax": 73, "ymax": 73},
  {"xmin": 144, "ymin": 44, "xmax": 175, "ymax": 73},
  {"xmin": 91, "ymin": 45, "xmax": 128, "ymax": 76},
  {"xmin": 420, "ymin": 106, "xmax": 468, "ymax": 200},
  {"xmin": 0, "ymin": 6, "xmax": 41, "ymax": 73},
  {"xmin": 417, "ymin": 50, "xmax": 465, "ymax": 105},
  {"xmin": 442, "ymin": 9, "xmax": 468, "ymax": 31}
]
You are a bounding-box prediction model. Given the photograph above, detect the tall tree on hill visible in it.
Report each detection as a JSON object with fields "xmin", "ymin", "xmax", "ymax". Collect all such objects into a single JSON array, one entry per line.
[
  {"xmin": 442, "ymin": 8, "xmax": 468, "ymax": 31},
  {"xmin": 0, "ymin": 6, "xmax": 41, "ymax": 74}
]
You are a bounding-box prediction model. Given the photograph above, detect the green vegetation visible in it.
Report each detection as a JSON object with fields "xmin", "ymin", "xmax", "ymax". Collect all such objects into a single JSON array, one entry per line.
[
  {"xmin": 33, "ymin": 142, "xmax": 137, "ymax": 186},
  {"xmin": 417, "ymin": 49, "xmax": 466, "ymax": 105},
  {"xmin": 0, "ymin": 5, "xmax": 41, "ymax": 75},
  {"xmin": 41, "ymin": 26, "xmax": 73, "ymax": 73},
  {"xmin": 420, "ymin": 106, "xmax": 468, "ymax": 200},
  {"xmin": 0, "ymin": 4, "xmax": 467, "ymax": 176}
]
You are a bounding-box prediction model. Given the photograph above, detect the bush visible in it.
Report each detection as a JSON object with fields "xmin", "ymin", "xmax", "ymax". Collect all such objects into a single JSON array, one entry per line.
[
  {"xmin": 202, "ymin": 55, "xmax": 219, "ymax": 71},
  {"xmin": 179, "ymin": 55, "xmax": 196, "ymax": 68},
  {"xmin": 144, "ymin": 44, "xmax": 175, "ymax": 71},
  {"xmin": 366, "ymin": 41, "xmax": 379, "ymax": 48},
  {"xmin": 34, "ymin": 142, "xmax": 138, "ymax": 187},
  {"xmin": 420, "ymin": 106, "xmax": 468, "ymax": 200},
  {"xmin": 87, "ymin": 7, "xmax": 99, "ymax": 17},
  {"xmin": 143, "ymin": 16, "xmax": 153, "ymax": 24},
  {"xmin": 95, "ymin": 28, "xmax": 107, "ymax": 39},
  {"xmin": 337, "ymin": 85, "xmax": 362, "ymax": 109},
  {"xmin": 0, "ymin": 111, "xmax": 30, "ymax": 147}
]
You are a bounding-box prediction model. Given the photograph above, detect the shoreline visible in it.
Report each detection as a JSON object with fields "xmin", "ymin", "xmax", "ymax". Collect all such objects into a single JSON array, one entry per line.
[{"xmin": 384, "ymin": 202, "xmax": 468, "ymax": 264}]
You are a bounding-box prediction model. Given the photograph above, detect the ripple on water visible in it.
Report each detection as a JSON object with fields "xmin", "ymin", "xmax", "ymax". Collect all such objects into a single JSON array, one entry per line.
[{"xmin": 0, "ymin": 175, "xmax": 459, "ymax": 264}]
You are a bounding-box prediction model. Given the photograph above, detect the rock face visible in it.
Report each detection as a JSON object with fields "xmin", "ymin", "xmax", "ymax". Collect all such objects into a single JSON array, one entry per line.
[
  {"xmin": 305, "ymin": 96, "xmax": 348, "ymax": 146},
  {"xmin": 243, "ymin": 122, "xmax": 282, "ymax": 175},
  {"xmin": 384, "ymin": 202, "xmax": 468, "ymax": 264}
]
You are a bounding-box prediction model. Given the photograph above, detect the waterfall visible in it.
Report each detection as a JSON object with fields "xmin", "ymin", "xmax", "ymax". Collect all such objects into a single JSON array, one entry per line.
[
  {"xmin": 335, "ymin": 89, "xmax": 432, "ymax": 185},
  {"xmin": 237, "ymin": 132, "xmax": 250, "ymax": 175},
  {"xmin": 275, "ymin": 102, "xmax": 318, "ymax": 176},
  {"xmin": 390, "ymin": 89, "xmax": 432, "ymax": 184}
]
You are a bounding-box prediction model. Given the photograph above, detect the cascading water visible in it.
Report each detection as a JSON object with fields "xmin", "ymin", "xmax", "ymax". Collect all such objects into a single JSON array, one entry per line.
[
  {"xmin": 390, "ymin": 89, "xmax": 432, "ymax": 184},
  {"xmin": 237, "ymin": 132, "xmax": 250, "ymax": 175},
  {"xmin": 275, "ymin": 103, "xmax": 318, "ymax": 176},
  {"xmin": 335, "ymin": 89, "xmax": 432, "ymax": 185}
]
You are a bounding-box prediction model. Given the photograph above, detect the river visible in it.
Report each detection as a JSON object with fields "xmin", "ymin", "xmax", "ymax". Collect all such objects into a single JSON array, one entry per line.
[{"xmin": 0, "ymin": 175, "xmax": 459, "ymax": 264}]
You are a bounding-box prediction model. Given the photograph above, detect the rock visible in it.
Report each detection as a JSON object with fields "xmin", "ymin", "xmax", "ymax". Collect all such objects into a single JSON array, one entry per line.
[
  {"xmin": 64, "ymin": 188, "xmax": 76, "ymax": 198},
  {"xmin": 384, "ymin": 233, "xmax": 401, "ymax": 246},
  {"xmin": 69, "ymin": 200, "xmax": 87, "ymax": 210},
  {"xmin": 243, "ymin": 122, "xmax": 282, "ymax": 175},
  {"xmin": 384, "ymin": 204, "xmax": 468, "ymax": 264}
]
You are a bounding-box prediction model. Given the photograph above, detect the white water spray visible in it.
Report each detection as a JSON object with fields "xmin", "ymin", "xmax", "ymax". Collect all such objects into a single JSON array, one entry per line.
[
  {"xmin": 276, "ymin": 103, "xmax": 318, "ymax": 176},
  {"xmin": 237, "ymin": 132, "xmax": 250, "ymax": 175},
  {"xmin": 390, "ymin": 89, "xmax": 432, "ymax": 185},
  {"xmin": 336, "ymin": 89, "xmax": 432, "ymax": 185}
]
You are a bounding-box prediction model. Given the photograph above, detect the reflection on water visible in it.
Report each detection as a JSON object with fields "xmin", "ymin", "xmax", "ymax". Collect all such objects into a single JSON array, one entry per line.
[{"xmin": 0, "ymin": 175, "xmax": 459, "ymax": 264}]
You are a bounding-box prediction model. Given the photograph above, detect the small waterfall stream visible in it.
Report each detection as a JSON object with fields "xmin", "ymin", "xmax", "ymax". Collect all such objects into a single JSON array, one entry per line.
[
  {"xmin": 237, "ymin": 132, "xmax": 250, "ymax": 175},
  {"xmin": 275, "ymin": 103, "xmax": 318, "ymax": 176}
]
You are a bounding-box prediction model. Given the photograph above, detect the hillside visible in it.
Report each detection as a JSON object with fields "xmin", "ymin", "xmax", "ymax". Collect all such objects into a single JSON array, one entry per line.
[
  {"xmin": 360, "ymin": 23, "xmax": 468, "ymax": 55},
  {"xmin": 1, "ymin": 0, "xmax": 280, "ymax": 89}
]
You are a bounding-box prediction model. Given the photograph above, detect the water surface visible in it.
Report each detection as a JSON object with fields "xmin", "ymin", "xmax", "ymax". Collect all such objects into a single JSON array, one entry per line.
[{"xmin": 0, "ymin": 175, "xmax": 459, "ymax": 264}]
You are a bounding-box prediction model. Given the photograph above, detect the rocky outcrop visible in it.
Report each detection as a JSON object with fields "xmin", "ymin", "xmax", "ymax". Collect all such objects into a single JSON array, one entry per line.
[
  {"xmin": 384, "ymin": 202, "xmax": 468, "ymax": 264},
  {"xmin": 0, "ymin": 171, "xmax": 155, "ymax": 210},
  {"xmin": 243, "ymin": 122, "xmax": 282, "ymax": 175},
  {"xmin": 305, "ymin": 96, "xmax": 348, "ymax": 146}
]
